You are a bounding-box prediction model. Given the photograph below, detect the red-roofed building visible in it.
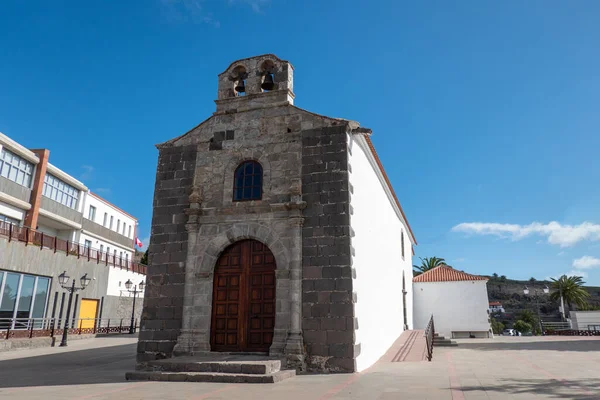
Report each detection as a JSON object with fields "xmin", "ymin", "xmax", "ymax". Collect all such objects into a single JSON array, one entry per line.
[
  {"xmin": 489, "ymin": 301, "xmax": 505, "ymax": 314},
  {"xmin": 413, "ymin": 265, "xmax": 492, "ymax": 339}
]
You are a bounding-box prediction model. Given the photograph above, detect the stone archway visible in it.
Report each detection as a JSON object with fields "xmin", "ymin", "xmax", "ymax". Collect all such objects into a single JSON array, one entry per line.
[
  {"xmin": 175, "ymin": 222, "xmax": 297, "ymax": 358},
  {"xmin": 210, "ymin": 239, "xmax": 276, "ymax": 352}
]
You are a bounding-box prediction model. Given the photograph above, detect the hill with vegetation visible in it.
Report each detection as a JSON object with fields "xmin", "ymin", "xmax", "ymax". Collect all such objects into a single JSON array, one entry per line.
[{"xmin": 485, "ymin": 274, "xmax": 600, "ymax": 330}]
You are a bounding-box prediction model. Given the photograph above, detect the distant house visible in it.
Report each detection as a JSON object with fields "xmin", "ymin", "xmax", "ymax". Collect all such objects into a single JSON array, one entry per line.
[
  {"xmin": 489, "ymin": 301, "xmax": 505, "ymax": 314},
  {"xmin": 413, "ymin": 265, "xmax": 492, "ymax": 339}
]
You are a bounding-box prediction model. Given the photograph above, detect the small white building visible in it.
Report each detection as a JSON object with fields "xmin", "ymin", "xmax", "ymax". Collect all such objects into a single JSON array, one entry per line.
[
  {"xmin": 413, "ymin": 265, "xmax": 492, "ymax": 339},
  {"xmin": 489, "ymin": 301, "xmax": 505, "ymax": 314},
  {"xmin": 570, "ymin": 311, "xmax": 600, "ymax": 331}
]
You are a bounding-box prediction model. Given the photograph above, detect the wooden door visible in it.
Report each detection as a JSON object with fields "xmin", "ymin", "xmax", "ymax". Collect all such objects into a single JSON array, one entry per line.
[{"xmin": 211, "ymin": 240, "xmax": 276, "ymax": 352}]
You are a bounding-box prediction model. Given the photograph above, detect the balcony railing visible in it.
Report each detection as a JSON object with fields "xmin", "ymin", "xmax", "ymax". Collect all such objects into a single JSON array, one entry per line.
[{"xmin": 0, "ymin": 221, "xmax": 147, "ymax": 275}]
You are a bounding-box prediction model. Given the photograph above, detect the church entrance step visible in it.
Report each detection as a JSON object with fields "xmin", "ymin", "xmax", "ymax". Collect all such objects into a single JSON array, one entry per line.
[
  {"xmin": 146, "ymin": 359, "xmax": 282, "ymax": 375},
  {"xmin": 125, "ymin": 370, "xmax": 296, "ymax": 384}
]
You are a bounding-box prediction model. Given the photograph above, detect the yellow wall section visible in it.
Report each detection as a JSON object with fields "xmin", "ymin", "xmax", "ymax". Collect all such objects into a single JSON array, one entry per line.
[{"xmin": 79, "ymin": 299, "xmax": 98, "ymax": 329}]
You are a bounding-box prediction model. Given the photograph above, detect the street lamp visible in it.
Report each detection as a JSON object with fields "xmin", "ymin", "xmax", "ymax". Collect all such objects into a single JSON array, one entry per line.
[
  {"xmin": 125, "ymin": 279, "xmax": 144, "ymax": 334},
  {"xmin": 523, "ymin": 285, "xmax": 550, "ymax": 335},
  {"xmin": 58, "ymin": 271, "xmax": 91, "ymax": 347}
]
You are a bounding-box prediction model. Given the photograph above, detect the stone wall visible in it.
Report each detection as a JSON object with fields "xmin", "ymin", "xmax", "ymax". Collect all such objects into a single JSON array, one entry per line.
[
  {"xmin": 101, "ymin": 295, "xmax": 143, "ymax": 322},
  {"xmin": 136, "ymin": 144, "xmax": 196, "ymax": 364},
  {"xmin": 301, "ymin": 124, "xmax": 358, "ymax": 373}
]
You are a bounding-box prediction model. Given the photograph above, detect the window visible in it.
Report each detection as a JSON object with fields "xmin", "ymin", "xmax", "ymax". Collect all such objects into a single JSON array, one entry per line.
[
  {"xmin": 84, "ymin": 240, "xmax": 92, "ymax": 249},
  {"xmin": 233, "ymin": 161, "xmax": 263, "ymax": 201},
  {"xmin": 401, "ymin": 230, "xmax": 405, "ymax": 259},
  {"xmin": 109, "ymin": 216, "xmax": 114, "ymax": 229},
  {"xmin": 99, "ymin": 244, "xmax": 104, "ymax": 255},
  {"xmin": 0, "ymin": 214, "xmax": 19, "ymax": 228},
  {"xmin": 117, "ymin": 219, "xmax": 120, "ymax": 233},
  {"xmin": 122, "ymin": 223, "xmax": 126, "ymax": 236},
  {"xmin": 0, "ymin": 272, "xmax": 50, "ymax": 329},
  {"xmin": 88, "ymin": 206, "xmax": 96, "ymax": 221},
  {"xmin": 128, "ymin": 225, "xmax": 132, "ymax": 238},
  {"xmin": 103, "ymin": 212, "xmax": 108, "ymax": 226},
  {"xmin": 42, "ymin": 174, "xmax": 79, "ymax": 209},
  {"xmin": 0, "ymin": 148, "xmax": 34, "ymax": 188}
]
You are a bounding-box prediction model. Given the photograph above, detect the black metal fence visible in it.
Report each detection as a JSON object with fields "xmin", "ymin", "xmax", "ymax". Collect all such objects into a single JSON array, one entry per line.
[
  {"xmin": 424, "ymin": 314, "xmax": 435, "ymax": 361},
  {"xmin": 0, "ymin": 317, "xmax": 139, "ymax": 340}
]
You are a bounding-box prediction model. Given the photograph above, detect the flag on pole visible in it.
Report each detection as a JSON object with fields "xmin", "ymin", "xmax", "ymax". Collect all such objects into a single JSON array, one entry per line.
[{"xmin": 135, "ymin": 237, "xmax": 143, "ymax": 248}]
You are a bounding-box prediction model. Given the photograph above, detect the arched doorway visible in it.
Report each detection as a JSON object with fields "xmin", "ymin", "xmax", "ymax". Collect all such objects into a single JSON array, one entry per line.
[{"xmin": 210, "ymin": 239, "xmax": 276, "ymax": 352}]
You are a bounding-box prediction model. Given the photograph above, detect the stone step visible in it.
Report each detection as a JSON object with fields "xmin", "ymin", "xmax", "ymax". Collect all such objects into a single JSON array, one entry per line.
[
  {"xmin": 125, "ymin": 370, "xmax": 296, "ymax": 384},
  {"xmin": 434, "ymin": 341, "xmax": 458, "ymax": 347},
  {"xmin": 146, "ymin": 359, "xmax": 281, "ymax": 375}
]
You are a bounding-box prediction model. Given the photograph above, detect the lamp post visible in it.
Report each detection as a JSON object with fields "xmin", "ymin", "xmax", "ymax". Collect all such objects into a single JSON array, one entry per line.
[
  {"xmin": 125, "ymin": 279, "xmax": 144, "ymax": 334},
  {"xmin": 523, "ymin": 285, "xmax": 550, "ymax": 335},
  {"xmin": 58, "ymin": 271, "xmax": 91, "ymax": 347}
]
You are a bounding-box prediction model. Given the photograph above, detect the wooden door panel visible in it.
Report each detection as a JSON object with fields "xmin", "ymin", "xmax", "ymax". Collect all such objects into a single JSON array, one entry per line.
[{"xmin": 211, "ymin": 240, "xmax": 276, "ymax": 353}]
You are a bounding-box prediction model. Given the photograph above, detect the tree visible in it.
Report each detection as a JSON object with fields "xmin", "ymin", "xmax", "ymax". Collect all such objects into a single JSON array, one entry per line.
[
  {"xmin": 529, "ymin": 277, "xmax": 536, "ymax": 283},
  {"xmin": 492, "ymin": 273, "xmax": 499, "ymax": 279},
  {"xmin": 500, "ymin": 275, "xmax": 507, "ymax": 282},
  {"xmin": 490, "ymin": 317, "xmax": 504, "ymax": 334},
  {"xmin": 550, "ymin": 275, "xmax": 591, "ymax": 313},
  {"xmin": 513, "ymin": 320, "xmax": 532, "ymax": 334},
  {"xmin": 140, "ymin": 249, "xmax": 149, "ymax": 265},
  {"xmin": 518, "ymin": 310, "xmax": 539, "ymax": 334},
  {"xmin": 413, "ymin": 257, "xmax": 446, "ymax": 276}
]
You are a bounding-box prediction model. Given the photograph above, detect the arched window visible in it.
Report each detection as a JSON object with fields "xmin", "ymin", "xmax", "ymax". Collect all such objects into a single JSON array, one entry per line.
[{"xmin": 233, "ymin": 161, "xmax": 263, "ymax": 201}]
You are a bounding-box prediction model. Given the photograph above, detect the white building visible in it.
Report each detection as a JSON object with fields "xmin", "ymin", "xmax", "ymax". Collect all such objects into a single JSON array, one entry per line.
[
  {"xmin": 0, "ymin": 131, "xmax": 145, "ymax": 328},
  {"xmin": 413, "ymin": 265, "xmax": 492, "ymax": 339},
  {"xmin": 569, "ymin": 311, "xmax": 600, "ymax": 331},
  {"xmin": 488, "ymin": 301, "xmax": 505, "ymax": 314}
]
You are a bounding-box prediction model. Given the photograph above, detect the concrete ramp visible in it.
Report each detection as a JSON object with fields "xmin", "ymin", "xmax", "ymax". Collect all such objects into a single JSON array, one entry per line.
[{"xmin": 379, "ymin": 330, "xmax": 428, "ymax": 363}]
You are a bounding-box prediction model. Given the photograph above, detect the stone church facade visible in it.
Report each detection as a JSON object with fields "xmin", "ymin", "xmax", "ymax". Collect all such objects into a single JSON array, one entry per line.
[{"xmin": 137, "ymin": 54, "xmax": 416, "ymax": 373}]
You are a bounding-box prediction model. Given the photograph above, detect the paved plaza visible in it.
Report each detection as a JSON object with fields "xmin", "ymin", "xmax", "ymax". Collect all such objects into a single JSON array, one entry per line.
[{"xmin": 0, "ymin": 335, "xmax": 598, "ymax": 399}]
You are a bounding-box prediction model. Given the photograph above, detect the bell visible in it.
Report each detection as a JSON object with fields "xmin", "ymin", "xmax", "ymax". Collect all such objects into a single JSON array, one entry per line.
[
  {"xmin": 261, "ymin": 74, "xmax": 275, "ymax": 91},
  {"xmin": 235, "ymin": 79, "xmax": 245, "ymax": 93}
]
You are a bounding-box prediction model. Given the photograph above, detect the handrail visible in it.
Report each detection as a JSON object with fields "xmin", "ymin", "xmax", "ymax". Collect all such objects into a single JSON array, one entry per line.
[
  {"xmin": 424, "ymin": 314, "xmax": 435, "ymax": 362},
  {"xmin": 0, "ymin": 221, "xmax": 147, "ymax": 275}
]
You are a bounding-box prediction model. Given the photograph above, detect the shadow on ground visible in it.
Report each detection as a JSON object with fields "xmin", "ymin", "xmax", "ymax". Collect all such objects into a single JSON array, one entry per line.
[
  {"xmin": 457, "ymin": 339, "xmax": 600, "ymax": 352},
  {"xmin": 461, "ymin": 378, "xmax": 600, "ymax": 400},
  {"xmin": 0, "ymin": 343, "xmax": 136, "ymax": 388}
]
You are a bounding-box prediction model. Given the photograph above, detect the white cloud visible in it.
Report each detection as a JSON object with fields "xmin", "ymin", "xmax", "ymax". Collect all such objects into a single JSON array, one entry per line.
[
  {"xmin": 572, "ymin": 256, "xmax": 600, "ymax": 269},
  {"xmin": 80, "ymin": 165, "xmax": 94, "ymax": 181},
  {"xmin": 160, "ymin": 0, "xmax": 220, "ymax": 27},
  {"xmin": 548, "ymin": 270, "xmax": 589, "ymax": 280},
  {"xmin": 452, "ymin": 221, "xmax": 600, "ymax": 248},
  {"xmin": 95, "ymin": 187, "xmax": 111, "ymax": 195},
  {"xmin": 558, "ymin": 251, "xmax": 565, "ymax": 256}
]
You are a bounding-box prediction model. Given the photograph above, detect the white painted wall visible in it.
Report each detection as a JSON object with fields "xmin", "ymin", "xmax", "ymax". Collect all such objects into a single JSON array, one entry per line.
[
  {"xmin": 78, "ymin": 232, "xmax": 133, "ymax": 259},
  {"xmin": 349, "ymin": 134, "xmax": 414, "ymax": 372},
  {"xmin": 107, "ymin": 266, "xmax": 146, "ymax": 297},
  {"xmin": 413, "ymin": 280, "xmax": 491, "ymax": 338},
  {"xmin": 82, "ymin": 193, "xmax": 136, "ymax": 240},
  {"xmin": 570, "ymin": 311, "xmax": 600, "ymax": 331}
]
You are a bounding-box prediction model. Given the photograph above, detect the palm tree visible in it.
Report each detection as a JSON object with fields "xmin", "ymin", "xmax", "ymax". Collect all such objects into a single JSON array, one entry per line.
[
  {"xmin": 413, "ymin": 257, "xmax": 447, "ymax": 276},
  {"xmin": 550, "ymin": 275, "xmax": 590, "ymax": 318}
]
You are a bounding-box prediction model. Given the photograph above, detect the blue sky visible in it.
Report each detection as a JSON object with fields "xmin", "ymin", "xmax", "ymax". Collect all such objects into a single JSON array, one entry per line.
[{"xmin": 1, "ymin": 1, "xmax": 599, "ymax": 284}]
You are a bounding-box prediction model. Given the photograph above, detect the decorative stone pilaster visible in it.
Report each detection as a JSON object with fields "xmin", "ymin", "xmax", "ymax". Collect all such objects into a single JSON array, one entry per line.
[
  {"xmin": 284, "ymin": 213, "xmax": 306, "ymax": 371},
  {"xmin": 173, "ymin": 186, "xmax": 204, "ymax": 356}
]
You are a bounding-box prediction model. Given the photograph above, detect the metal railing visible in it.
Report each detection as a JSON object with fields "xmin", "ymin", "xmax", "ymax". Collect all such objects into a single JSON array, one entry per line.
[
  {"xmin": 0, "ymin": 221, "xmax": 146, "ymax": 275},
  {"xmin": 541, "ymin": 321, "xmax": 572, "ymax": 332},
  {"xmin": 424, "ymin": 314, "xmax": 435, "ymax": 362},
  {"xmin": 0, "ymin": 317, "xmax": 140, "ymax": 339}
]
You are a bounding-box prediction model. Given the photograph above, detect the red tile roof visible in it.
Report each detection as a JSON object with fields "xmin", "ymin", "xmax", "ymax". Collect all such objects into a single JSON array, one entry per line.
[
  {"xmin": 413, "ymin": 265, "xmax": 488, "ymax": 283},
  {"xmin": 489, "ymin": 301, "xmax": 502, "ymax": 306}
]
